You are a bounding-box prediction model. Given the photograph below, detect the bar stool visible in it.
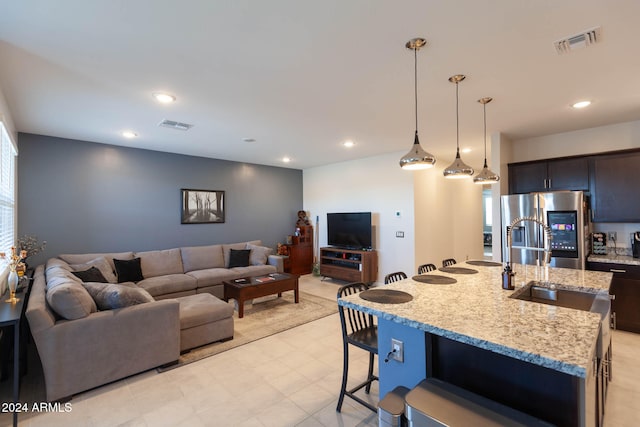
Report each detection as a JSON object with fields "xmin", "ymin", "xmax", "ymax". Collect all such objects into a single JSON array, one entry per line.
[
  {"xmin": 384, "ymin": 271, "xmax": 407, "ymax": 284},
  {"xmin": 418, "ymin": 263, "xmax": 436, "ymax": 274},
  {"xmin": 336, "ymin": 283, "xmax": 378, "ymax": 413},
  {"xmin": 442, "ymin": 258, "xmax": 457, "ymax": 267}
]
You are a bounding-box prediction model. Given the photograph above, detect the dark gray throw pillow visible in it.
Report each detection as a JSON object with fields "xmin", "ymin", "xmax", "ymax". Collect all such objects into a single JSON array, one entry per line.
[
  {"xmin": 113, "ymin": 257, "xmax": 144, "ymax": 283},
  {"xmin": 229, "ymin": 249, "xmax": 251, "ymax": 268},
  {"xmin": 71, "ymin": 266, "xmax": 108, "ymax": 283},
  {"xmin": 82, "ymin": 282, "xmax": 154, "ymax": 310}
]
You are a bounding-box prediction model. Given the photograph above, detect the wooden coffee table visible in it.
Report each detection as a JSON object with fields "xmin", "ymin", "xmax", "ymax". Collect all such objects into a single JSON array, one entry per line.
[{"xmin": 223, "ymin": 272, "xmax": 299, "ymax": 318}]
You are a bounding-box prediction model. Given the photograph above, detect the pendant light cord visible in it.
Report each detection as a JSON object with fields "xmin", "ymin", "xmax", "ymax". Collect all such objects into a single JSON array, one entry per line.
[
  {"xmin": 414, "ymin": 46, "xmax": 418, "ymax": 134},
  {"xmin": 455, "ymin": 81, "xmax": 460, "ymax": 152},
  {"xmin": 483, "ymin": 102, "xmax": 487, "ymax": 161}
]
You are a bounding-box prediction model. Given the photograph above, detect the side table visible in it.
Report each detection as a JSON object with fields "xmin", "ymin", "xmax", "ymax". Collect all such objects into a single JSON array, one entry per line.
[{"xmin": 0, "ymin": 272, "xmax": 33, "ymax": 427}]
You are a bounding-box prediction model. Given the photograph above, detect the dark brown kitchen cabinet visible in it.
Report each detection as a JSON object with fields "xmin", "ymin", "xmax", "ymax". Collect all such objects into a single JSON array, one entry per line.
[
  {"xmin": 587, "ymin": 261, "xmax": 640, "ymax": 333},
  {"xmin": 589, "ymin": 151, "xmax": 640, "ymax": 222},
  {"xmin": 508, "ymin": 157, "xmax": 589, "ymax": 194}
]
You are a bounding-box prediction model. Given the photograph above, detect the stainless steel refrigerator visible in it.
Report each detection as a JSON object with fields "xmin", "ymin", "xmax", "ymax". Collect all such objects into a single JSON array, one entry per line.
[{"xmin": 501, "ymin": 191, "xmax": 589, "ymax": 270}]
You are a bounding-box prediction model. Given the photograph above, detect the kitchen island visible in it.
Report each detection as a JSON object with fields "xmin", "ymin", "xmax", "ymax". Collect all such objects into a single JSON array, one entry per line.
[{"xmin": 338, "ymin": 262, "xmax": 613, "ymax": 426}]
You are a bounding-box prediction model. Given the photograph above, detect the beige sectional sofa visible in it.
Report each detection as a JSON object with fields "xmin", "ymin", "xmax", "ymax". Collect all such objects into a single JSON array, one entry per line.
[{"xmin": 26, "ymin": 240, "xmax": 280, "ymax": 402}]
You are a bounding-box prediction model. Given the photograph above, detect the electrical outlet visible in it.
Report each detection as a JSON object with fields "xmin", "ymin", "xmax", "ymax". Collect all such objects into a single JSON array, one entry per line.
[
  {"xmin": 608, "ymin": 232, "xmax": 617, "ymax": 242},
  {"xmin": 390, "ymin": 338, "xmax": 404, "ymax": 363}
]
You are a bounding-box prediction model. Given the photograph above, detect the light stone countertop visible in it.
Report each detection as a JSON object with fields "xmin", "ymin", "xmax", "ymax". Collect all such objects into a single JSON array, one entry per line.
[
  {"xmin": 588, "ymin": 253, "xmax": 640, "ymax": 266},
  {"xmin": 338, "ymin": 262, "xmax": 613, "ymax": 379}
]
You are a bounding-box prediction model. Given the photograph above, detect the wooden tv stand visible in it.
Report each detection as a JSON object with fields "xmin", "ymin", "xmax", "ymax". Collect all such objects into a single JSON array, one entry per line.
[{"xmin": 319, "ymin": 247, "xmax": 378, "ymax": 284}]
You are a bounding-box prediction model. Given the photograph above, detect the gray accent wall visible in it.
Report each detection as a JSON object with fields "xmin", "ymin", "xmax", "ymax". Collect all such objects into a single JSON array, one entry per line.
[{"xmin": 18, "ymin": 133, "xmax": 303, "ymax": 266}]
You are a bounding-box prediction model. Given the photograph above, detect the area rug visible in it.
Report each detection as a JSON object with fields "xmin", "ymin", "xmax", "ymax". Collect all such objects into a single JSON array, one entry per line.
[{"xmin": 158, "ymin": 291, "xmax": 337, "ymax": 371}]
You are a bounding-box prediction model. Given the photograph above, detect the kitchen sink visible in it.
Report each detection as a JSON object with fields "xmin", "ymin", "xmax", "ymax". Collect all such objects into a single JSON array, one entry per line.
[
  {"xmin": 510, "ymin": 281, "xmax": 598, "ymax": 311},
  {"xmin": 510, "ymin": 281, "xmax": 612, "ymax": 357}
]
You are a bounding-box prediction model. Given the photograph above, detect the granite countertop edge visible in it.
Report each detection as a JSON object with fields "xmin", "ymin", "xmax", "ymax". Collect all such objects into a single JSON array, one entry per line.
[
  {"xmin": 587, "ymin": 253, "xmax": 640, "ymax": 266},
  {"xmin": 339, "ymin": 299, "xmax": 587, "ymax": 377},
  {"xmin": 338, "ymin": 262, "xmax": 613, "ymax": 379}
]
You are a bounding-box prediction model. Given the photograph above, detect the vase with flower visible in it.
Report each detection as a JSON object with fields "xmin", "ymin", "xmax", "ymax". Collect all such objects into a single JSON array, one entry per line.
[
  {"xmin": 0, "ymin": 246, "xmax": 27, "ymax": 303},
  {"xmin": 16, "ymin": 234, "xmax": 46, "ymax": 272}
]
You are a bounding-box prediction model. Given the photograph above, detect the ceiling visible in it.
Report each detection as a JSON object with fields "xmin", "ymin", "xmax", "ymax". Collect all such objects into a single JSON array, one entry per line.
[{"xmin": 1, "ymin": 1, "xmax": 639, "ymax": 170}]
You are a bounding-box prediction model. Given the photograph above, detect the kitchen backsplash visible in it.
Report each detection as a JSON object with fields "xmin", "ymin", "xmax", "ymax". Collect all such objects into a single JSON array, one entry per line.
[{"xmin": 592, "ymin": 223, "xmax": 640, "ymax": 249}]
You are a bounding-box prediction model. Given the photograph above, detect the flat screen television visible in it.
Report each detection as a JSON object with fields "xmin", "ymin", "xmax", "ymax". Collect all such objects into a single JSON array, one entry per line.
[{"xmin": 327, "ymin": 212, "xmax": 372, "ymax": 250}]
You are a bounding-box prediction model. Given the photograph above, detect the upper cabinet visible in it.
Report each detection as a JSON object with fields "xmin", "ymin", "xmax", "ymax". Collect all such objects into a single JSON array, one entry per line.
[
  {"xmin": 508, "ymin": 157, "xmax": 589, "ymax": 194},
  {"xmin": 509, "ymin": 149, "xmax": 640, "ymax": 223},
  {"xmin": 590, "ymin": 151, "xmax": 640, "ymax": 222}
]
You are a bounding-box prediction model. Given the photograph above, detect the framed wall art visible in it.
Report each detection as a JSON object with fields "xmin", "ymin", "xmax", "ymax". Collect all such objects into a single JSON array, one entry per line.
[{"xmin": 181, "ymin": 189, "xmax": 225, "ymax": 224}]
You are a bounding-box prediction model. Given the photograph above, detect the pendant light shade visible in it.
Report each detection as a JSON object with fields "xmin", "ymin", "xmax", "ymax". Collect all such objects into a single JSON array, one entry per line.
[
  {"xmin": 473, "ymin": 97, "xmax": 500, "ymax": 184},
  {"xmin": 443, "ymin": 75, "xmax": 474, "ymax": 179},
  {"xmin": 400, "ymin": 38, "xmax": 435, "ymax": 170}
]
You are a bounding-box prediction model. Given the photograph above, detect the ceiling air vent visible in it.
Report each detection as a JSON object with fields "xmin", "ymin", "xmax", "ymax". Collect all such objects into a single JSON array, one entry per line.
[
  {"xmin": 554, "ymin": 26, "xmax": 601, "ymax": 54},
  {"xmin": 158, "ymin": 119, "xmax": 194, "ymax": 131}
]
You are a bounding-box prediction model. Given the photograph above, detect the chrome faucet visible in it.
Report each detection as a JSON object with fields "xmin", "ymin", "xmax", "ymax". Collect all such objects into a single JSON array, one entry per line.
[{"xmin": 505, "ymin": 216, "xmax": 553, "ymax": 268}]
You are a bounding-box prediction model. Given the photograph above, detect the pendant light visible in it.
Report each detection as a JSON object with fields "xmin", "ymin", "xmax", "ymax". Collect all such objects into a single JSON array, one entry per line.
[
  {"xmin": 443, "ymin": 74, "xmax": 474, "ymax": 179},
  {"xmin": 473, "ymin": 97, "xmax": 500, "ymax": 184},
  {"xmin": 399, "ymin": 38, "xmax": 436, "ymax": 170}
]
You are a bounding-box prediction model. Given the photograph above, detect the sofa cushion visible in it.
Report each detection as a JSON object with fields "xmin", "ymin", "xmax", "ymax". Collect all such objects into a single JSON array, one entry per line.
[
  {"xmin": 69, "ymin": 256, "xmax": 118, "ymax": 283},
  {"xmin": 136, "ymin": 248, "xmax": 184, "ymax": 278},
  {"xmin": 45, "ymin": 265, "xmax": 82, "ymax": 288},
  {"xmin": 59, "ymin": 252, "xmax": 134, "ymax": 272},
  {"xmin": 185, "ymin": 268, "xmax": 240, "ymax": 288},
  {"xmin": 137, "ymin": 273, "xmax": 197, "ymax": 298},
  {"xmin": 180, "ymin": 245, "xmax": 225, "ymax": 272},
  {"xmin": 46, "ymin": 282, "xmax": 97, "ymax": 320},
  {"xmin": 223, "ymin": 240, "xmax": 261, "ymax": 268},
  {"xmin": 114, "ymin": 258, "xmax": 144, "ymax": 283},
  {"xmin": 229, "ymin": 265, "xmax": 278, "ymax": 278},
  {"xmin": 45, "ymin": 258, "xmax": 73, "ymax": 273},
  {"xmin": 246, "ymin": 244, "xmax": 274, "ymax": 266},
  {"xmin": 72, "ymin": 267, "xmax": 108, "ymax": 283},
  {"xmin": 228, "ymin": 249, "xmax": 251, "ymax": 268},
  {"xmin": 82, "ymin": 282, "xmax": 154, "ymax": 310},
  {"xmin": 177, "ymin": 293, "xmax": 234, "ymax": 329}
]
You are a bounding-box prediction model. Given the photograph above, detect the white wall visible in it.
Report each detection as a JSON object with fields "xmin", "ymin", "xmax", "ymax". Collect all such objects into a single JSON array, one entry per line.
[
  {"xmin": 511, "ymin": 120, "xmax": 640, "ymax": 163},
  {"xmin": 509, "ymin": 119, "xmax": 640, "ymax": 250},
  {"xmin": 304, "ymin": 152, "xmax": 416, "ymax": 284},
  {"xmin": 492, "ymin": 132, "xmax": 512, "ymax": 260},
  {"xmin": 414, "ymin": 163, "xmax": 484, "ymax": 270},
  {"xmin": 304, "ymin": 151, "xmax": 486, "ymax": 284}
]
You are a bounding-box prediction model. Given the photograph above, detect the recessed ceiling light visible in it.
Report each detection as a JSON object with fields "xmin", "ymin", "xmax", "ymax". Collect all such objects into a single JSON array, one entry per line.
[
  {"xmin": 343, "ymin": 140, "xmax": 355, "ymax": 148},
  {"xmin": 282, "ymin": 157, "xmax": 291, "ymax": 163},
  {"xmin": 152, "ymin": 92, "xmax": 176, "ymax": 104},
  {"xmin": 572, "ymin": 100, "xmax": 591, "ymax": 109},
  {"xmin": 122, "ymin": 130, "xmax": 138, "ymax": 138},
  {"xmin": 461, "ymin": 147, "xmax": 472, "ymax": 154},
  {"xmin": 242, "ymin": 138, "xmax": 256, "ymax": 143}
]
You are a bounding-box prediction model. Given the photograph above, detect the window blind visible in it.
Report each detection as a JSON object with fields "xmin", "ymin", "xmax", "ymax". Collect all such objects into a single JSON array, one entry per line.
[{"xmin": 0, "ymin": 121, "xmax": 16, "ymax": 257}]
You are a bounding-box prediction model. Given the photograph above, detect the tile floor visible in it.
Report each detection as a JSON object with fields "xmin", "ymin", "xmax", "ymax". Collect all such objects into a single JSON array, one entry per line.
[{"xmin": 2, "ymin": 275, "xmax": 639, "ymax": 426}]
